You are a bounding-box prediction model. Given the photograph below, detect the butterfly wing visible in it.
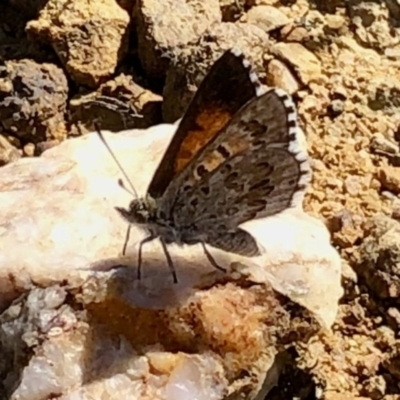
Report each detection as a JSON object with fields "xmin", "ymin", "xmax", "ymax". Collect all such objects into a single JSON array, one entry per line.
[
  {"xmin": 161, "ymin": 88, "xmax": 311, "ymax": 255},
  {"xmin": 147, "ymin": 49, "xmax": 263, "ymax": 199}
]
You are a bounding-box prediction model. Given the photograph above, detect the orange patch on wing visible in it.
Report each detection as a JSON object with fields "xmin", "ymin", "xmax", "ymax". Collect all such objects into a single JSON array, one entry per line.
[{"xmin": 174, "ymin": 107, "xmax": 232, "ymax": 174}]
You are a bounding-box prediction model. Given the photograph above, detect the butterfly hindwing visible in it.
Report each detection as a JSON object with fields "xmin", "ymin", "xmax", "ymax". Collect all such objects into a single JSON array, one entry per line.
[{"xmin": 148, "ymin": 49, "xmax": 263, "ymax": 199}]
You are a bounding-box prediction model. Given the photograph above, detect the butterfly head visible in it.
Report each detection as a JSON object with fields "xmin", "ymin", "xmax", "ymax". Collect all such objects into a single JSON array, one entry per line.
[{"xmin": 115, "ymin": 196, "xmax": 156, "ymax": 225}]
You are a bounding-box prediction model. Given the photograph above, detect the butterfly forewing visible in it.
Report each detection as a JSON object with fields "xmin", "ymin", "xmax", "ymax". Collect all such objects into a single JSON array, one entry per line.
[{"xmin": 148, "ymin": 50, "xmax": 262, "ymax": 199}]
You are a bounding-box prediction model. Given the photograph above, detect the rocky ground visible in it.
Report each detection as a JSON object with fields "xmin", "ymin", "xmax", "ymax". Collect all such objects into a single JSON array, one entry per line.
[{"xmin": 1, "ymin": 0, "xmax": 400, "ymax": 399}]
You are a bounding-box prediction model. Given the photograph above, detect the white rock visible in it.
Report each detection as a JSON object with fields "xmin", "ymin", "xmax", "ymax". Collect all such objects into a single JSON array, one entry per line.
[
  {"xmin": 1, "ymin": 123, "xmax": 343, "ymax": 399},
  {"xmin": 0, "ymin": 123, "xmax": 341, "ymax": 328}
]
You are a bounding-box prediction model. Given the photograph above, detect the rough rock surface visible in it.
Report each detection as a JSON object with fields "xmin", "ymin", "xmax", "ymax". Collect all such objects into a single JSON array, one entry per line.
[
  {"xmin": 245, "ymin": 5, "xmax": 290, "ymax": 34},
  {"xmin": 134, "ymin": 0, "xmax": 222, "ymax": 78},
  {"xmin": 162, "ymin": 22, "xmax": 270, "ymax": 122},
  {"xmin": 27, "ymin": 0, "xmax": 130, "ymax": 87},
  {"xmin": 1, "ymin": 0, "xmax": 400, "ymax": 398},
  {"xmin": 0, "ymin": 59, "xmax": 68, "ymax": 149}
]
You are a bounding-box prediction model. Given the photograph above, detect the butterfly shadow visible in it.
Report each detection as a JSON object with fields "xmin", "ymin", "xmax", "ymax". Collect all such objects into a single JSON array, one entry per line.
[{"xmin": 88, "ymin": 239, "xmax": 249, "ymax": 310}]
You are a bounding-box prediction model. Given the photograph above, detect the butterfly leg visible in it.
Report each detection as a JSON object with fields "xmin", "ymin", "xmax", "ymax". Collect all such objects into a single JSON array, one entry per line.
[
  {"xmin": 159, "ymin": 239, "xmax": 178, "ymax": 284},
  {"xmin": 201, "ymin": 242, "xmax": 227, "ymax": 273},
  {"xmin": 137, "ymin": 235, "xmax": 157, "ymax": 280},
  {"xmin": 122, "ymin": 224, "xmax": 132, "ymax": 256}
]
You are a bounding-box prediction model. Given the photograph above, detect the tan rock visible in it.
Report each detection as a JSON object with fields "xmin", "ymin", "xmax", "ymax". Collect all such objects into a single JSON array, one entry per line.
[
  {"xmin": 0, "ymin": 59, "xmax": 68, "ymax": 142},
  {"xmin": 0, "ymin": 134, "xmax": 20, "ymax": 166},
  {"xmin": 271, "ymin": 42, "xmax": 322, "ymax": 85},
  {"xmin": 378, "ymin": 166, "xmax": 400, "ymax": 194},
  {"xmin": 163, "ymin": 22, "xmax": 270, "ymax": 122},
  {"xmin": 370, "ymin": 133, "xmax": 399, "ymax": 156},
  {"xmin": 23, "ymin": 143, "xmax": 35, "ymax": 157},
  {"xmin": 27, "ymin": 0, "xmax": 130, "ymax": 87},
  {"xmin": 325, "ymin": 14, "xmax": 346, "ymax": 30},
  {"xmin": 283, "ymin": 26, "xmax": 310, "ymax": 42},
  {"xmin": 246, "ymin": 5, "xmax": 290, "ymax": 33},
  {"xmin": 344, "ymin": 175, "xmax": 362, "ymax": 197},
  {"xmin": 378, "ymin": 165, "xmax": 400, "ymax": 194},
  {"xmin": 266, "ymin": 59, "xmax": 300, "ymax": 94},
  {"xmin": 135, "ymin": 0, "xmax": 221, "ymax": 78}
]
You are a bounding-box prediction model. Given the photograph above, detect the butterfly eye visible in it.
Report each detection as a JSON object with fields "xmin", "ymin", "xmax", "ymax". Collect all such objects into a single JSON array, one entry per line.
[{"xmin": 129, "ymin": 200, "xmax": 139, "ymax": 211}]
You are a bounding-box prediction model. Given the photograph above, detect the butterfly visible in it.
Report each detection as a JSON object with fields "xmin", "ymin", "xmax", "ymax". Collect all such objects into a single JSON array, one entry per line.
[{"xmin": 99, "ymin": 48, "xmax": 311, "ymax": 283}]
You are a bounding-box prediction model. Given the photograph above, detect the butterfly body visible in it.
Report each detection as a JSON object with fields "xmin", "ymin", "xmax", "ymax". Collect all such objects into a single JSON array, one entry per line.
[
  {"xmin": 113, "ymin": 48, "xmax": 311, "ymax": 282},
  {"xmin": 116, "ymin": 196, "xmax": 207, "ymax": 247}
]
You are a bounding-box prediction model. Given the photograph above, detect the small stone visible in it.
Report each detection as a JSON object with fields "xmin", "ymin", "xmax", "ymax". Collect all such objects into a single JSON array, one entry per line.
[
  {"xmin": 370, "ymin": 178, "xmax": 381, "ymax": 191},
  {"xmin": 0, "ymin": 134, "xmax": 21, "ymax": 166},
  {"xmin": 271, "ymin": 42, "xmax": 321, "ymax": 85},
  {"xmin": 0, "ymin": 59, "xmax": 68, "ymax": 143},
  {"xmin": 331, "ymin": 85, "xmax": 348, "ymax": 100},
  {"xmin": 246, "ymin": 5, "xmax": 290, "ymax": 33},
  {"xmin": 282, "ymin": 25, "xmax": 310, "ymax": 42},
  {"xmin": 381, "ymin": 190, "xmax": 398, "ymax": 201},
  {"xmin": 370, "ymin": 133, "xmax": 399, "ymax": 156},
  {"xmin": 385, "ymin": 46, "xmax": 400, "ymax": 59},
  {"xmin": 334, "ymin": 226, "xmax": 362, "ymax": 248},
  {"xmin": 328, "ymin": 99, "xmax": 345, "ymax": 116},
  {"xmin": 344, "ymin": 175, "xmax": 362, "ymax": 196},
  {"xmin": 378, "ymin": 166, "xmax": 400, "ymax": 194},
  {"xmin": 325, "ymin": 14, "xmax": 346, "ymax": 30},
  {"xmin": 363, "ymin": 376, "xmax": 386, "ymax": 399},
  {"xmin": 0, "ymin": 78, "xmax": 13, "ymax": 94},
  {"xmin": 23, "ymin": 143, "xmax": 36, "ymax": 157},
  {"xmin": 387, "ymin": 307, "xmax": 400, "ymax": 328},
  {"xmin": 341, "ymin": 261, "xmax": 358, "ymax": 283},
  {"xmin": 266, "ymin": 59, "xmax": 299, "ymax": 94}
]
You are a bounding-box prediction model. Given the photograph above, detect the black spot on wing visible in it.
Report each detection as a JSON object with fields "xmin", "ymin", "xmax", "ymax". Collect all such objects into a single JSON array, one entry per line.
[
  {"xmin": 249, "ymin": 178, "xmax": 272, "ymax": 191},
  {"xmin": 196, "ymin": 165, "xmax": 208, "ymax": 178},
  {"xmin": 216, "ymin": 145, "xmax": 231, "ymax": 158}
]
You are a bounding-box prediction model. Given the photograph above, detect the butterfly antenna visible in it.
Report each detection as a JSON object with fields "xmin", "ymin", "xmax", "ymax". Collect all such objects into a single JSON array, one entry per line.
[{"xmin": 94, "ymin": 122, "xmax": 138, "ymax": 199}]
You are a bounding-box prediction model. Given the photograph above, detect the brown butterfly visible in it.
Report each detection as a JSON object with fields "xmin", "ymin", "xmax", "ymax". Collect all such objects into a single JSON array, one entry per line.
[{"xmin": 99, "ymin": 48, "xmax": 311, "ymax": 283}]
